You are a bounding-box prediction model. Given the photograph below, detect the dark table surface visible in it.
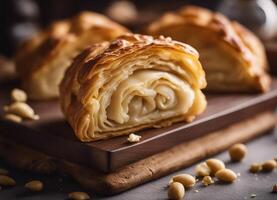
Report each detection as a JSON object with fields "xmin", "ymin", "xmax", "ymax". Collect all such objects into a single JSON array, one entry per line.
[{"xmin": 0, "ymin": 128, "xmax": 277, "ymax": 200}]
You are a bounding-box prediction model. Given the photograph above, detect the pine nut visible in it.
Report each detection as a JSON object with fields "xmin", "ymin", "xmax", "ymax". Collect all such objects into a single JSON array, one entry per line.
[
  {"xmin": 229, "ymin": 143, "xmax": 247, "ymax": 162},
  {"xmin": 172, "ymin": 174, "xmax": 195, "ymax": 188},
  {"xmin": 4, "ymin": 102, "xmax": 39, "ymax": 120},
  {"xmin": 249, "ymin": 163, "xmax": 262, "ymax": 173},
  {"xmin": 262, "ymin": 160, "xmax": 277, "ymax": 172},
  {"xmin": 215, "ymin": 169, "xmax": 237, "ymax": 183},
  {"xmin": 4, "ymin": 114, "xmax": 22, "ymax": 123},
  {"xmin": 68, "ymin": 192, "xmax": 90, "ymax": 200},
  {"xmin": 168, "ymin": 182, "xmax": 185, "ymax": 200},
  {"xmin": 206, "ymin": 158, "xmax": 225, "ymax": 175},
  {"xmin": 11, "ymin": 88, "xmax": 27, "ymax": 102},
  {"xmin": 25, "ymin": 180, "xmax": 43, "ymax": 192},
  {"xmin": 0, "ymin": 175, "xmax": 16, "ymax": 186}
]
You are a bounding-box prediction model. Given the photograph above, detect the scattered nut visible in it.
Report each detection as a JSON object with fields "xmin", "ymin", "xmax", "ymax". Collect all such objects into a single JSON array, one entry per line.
[
  {"xmin": 25, "ymin": 180, "xmax": 43, "ymax": 192},
  {"xmin": 0, "ymin": 175, "xmax": 16, "ymax": 186},
  {"xmin": 195, "ymin": 162, "xmax": 211, "ymax": 177},
  {"xmin": 11, "ymin": 88, "xmax": 27, "ymax": 102},
  {"xmin": 250, "ymin": 193, "xmax": 256, "ymax": 198},
  {"xmin": 249, "ymin": 163, "xmax": 262, "ymax": 173},
  {"xmin": 262, "ymin": 160, "xmax": 277, "ymax": 172},
  {"xmin": 68, "ymin": 191, "xmax": 90, "ymax": 200},
  {"xmin": 272, "ymin": 184, "xmax": 277, "ymax": 193},
  {"xmin": 106, "ymin": 1, "xmax": 137, "ymax": 24},
  {"xmin": 202, "ymin": 176, "xmax": 214, "ymax": 186},
  {"xmin": 215, "ymin": 169, "xmax": 237, "ymax": 183},
  {"xmin": 229, "ymin": 143, "xmax": 247, "ymax": 162},
  {"xmin": 4, "ymin": 113, "xmax": 22, "ymax": 123},
  {"xmin": 172, "ymin": 174, "xmax": 196, "ymax": 188},
  {"xmin": 0, "ymin": 168, "xmax": 9, "ymax": 175},
  {"xmin": 127, "ymin": 133, "xmax": 141, "ymax": 143},
  {"xmin": 206, "ymin": 158, "xmax": 225, "ymax": 175},
  {"xmin": 168, "ymin": 182, "xmax": 185, "ymax": 200},
  {"xmin": 4, "ymin": 102, "xmax": 39, "ymax": 120}
]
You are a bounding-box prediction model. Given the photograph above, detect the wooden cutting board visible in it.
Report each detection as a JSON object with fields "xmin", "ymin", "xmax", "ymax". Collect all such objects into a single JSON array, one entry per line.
[{"xmin": 0, "ymin": 78, "xmax": 277, "ymax": 172}]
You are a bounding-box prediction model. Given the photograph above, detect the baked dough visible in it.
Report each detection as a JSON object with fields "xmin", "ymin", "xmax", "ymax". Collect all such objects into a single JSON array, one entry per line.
[
  {"xmin": 60, "ymin": 34, "xmax": 207, "ymax": 141},
  {"xmin": 147, "ymin": 6, "xmax": 270, "ymax": 92},
  {"xmin": 15, "ymin": 12, "xmax": 129, "ymax": 100}
]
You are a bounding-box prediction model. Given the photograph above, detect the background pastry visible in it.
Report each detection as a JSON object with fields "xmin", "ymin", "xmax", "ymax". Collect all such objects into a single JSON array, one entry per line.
[
  {"xmin": 15, "ymin": 11, "xmax": 129, "ymax": 100},
  {"xmin": 147, "ymin": 6, "xmax": 271, "ymax": 92},
  {"xmin": 60, "ymin": 34, "xmax": 207, "ymax": 142}
]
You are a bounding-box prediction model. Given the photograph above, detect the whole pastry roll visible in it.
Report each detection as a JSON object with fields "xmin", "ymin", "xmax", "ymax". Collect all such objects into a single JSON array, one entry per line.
[
  {"xmin": 147, "ymin": 6, "xmax": 270, "ymax": 92},
  {"xmin": 16, "ymin": 12, "xmax": 129, "ymax": 100},
  {"xmin": 60, "ymin": 34, "xmax": 207, "ymax": 142}
]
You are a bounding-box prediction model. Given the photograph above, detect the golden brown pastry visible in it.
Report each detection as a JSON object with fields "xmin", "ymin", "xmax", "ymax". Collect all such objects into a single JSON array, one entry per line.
[
  {"xmin": 147, "ymin": 6, "xmax": 270, "ymax": 92},
  {"xmin": 60, "ymin": 34, "xmax": 207, "ymax": 142},
  {"xmin": 16, "ymin": 12, "xmax": 129, "ymax": 100}
]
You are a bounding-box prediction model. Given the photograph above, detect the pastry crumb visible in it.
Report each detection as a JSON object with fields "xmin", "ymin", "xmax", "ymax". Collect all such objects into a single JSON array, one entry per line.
[
  {"xmin": 195, "ymin": 162, "xmax": 211, "ymax": 177},
  {"xmin": 127, "ymin": 133, "xmax": 141, "ymax": 143},
  {"xmin": 202, "ymin": 176, "xmax": 214, "ymax": 186}
]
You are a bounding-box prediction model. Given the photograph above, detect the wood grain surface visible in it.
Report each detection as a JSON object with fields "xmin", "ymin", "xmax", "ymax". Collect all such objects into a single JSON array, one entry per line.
[
  {"xmin": 0, "ymin": 78, "xmax": 277, "ymax": 172},
  {"xmin": 0, "ymin": 112, "xmax": 275, "ymax": 195}
]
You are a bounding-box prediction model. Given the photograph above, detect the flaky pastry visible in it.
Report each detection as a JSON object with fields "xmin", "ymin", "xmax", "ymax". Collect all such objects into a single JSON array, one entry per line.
[
  {"xmin": 60, "ymin": 34, "xmax": 207, "ymax": 141},
  {"xmin": 16, "ymin": 11, "xmax": 129, "ymax": 100},
  {"xmin": 147, "ymin": 6, "xmax": 270, "ymax": 92}
]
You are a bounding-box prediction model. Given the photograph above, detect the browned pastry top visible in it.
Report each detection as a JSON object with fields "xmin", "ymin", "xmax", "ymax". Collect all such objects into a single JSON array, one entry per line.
[
  {"xmin": 60, "ymin": 33, "xmax": 207, "ymax": 141},
  {"xmin": 147, "ymin": 6, "xmax": 270, "ymax": 92},
  {"xmin": 16, "ymin": 11, "xmax": 129, "ymax": 78},
  {"xmin": 61, "ymin": 33, "xmax": 206, "ymax": 111},
  {"xmin": 149, "ymin": 6, "xmax": 260, "ymax": 63},
  {"xmin": 76, "ymin": 34, "xmax": 200, "ymax": 81}
]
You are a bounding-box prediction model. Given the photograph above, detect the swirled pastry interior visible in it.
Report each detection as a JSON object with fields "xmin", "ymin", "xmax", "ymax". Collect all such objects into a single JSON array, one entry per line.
[
  {"xmin": 16, "ymin": 11, "xmax": 129, "ymax": 100},
  {"xmin": 147, "ymin": 6, "xmax": 270, "ymax": 92},
  {"xmin": 60, "ymin": 34, "xmax": 207, "ymax": 142}
]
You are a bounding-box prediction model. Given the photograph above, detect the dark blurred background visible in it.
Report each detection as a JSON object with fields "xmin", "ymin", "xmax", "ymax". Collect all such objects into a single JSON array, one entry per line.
[{"xmin": 0, "ymin": 0, "xmax": 276, "ymax": 58}]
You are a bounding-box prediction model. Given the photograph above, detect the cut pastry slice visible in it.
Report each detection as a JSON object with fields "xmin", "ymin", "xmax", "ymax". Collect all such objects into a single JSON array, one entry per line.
[
  {"xmin": 147, "ymin": 6, "xmax": 270, "ymax": 92},
  {"xmin": 16, "ymin": 11, "xmax": 129, "ymax": 100},
  {"xmin": 60, "ymin": 34, "xmax": 207, "ymax": 142}
]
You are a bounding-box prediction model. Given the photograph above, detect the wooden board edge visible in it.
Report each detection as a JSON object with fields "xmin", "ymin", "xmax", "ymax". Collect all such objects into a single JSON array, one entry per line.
[{"xmin": 0, "ymin": 112, "xmax": 275, "ymax": 195}]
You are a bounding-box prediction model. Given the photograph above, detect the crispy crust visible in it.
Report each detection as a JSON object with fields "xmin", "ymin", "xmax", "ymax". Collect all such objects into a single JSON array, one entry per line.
[
  {"xmin": 15, "ymin": 11, "xmax": 129, "ymax": 100},
  {"xmin": 147, "ymin": 6, "xmax": 270, "ymax": 92},
  {"xmin": 60, "ymin": 33, "xmax": 207, "ymax": 141}
]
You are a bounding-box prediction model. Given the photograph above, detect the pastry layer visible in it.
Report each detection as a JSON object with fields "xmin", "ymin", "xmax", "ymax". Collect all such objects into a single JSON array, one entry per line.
[
  {"xmin": 16, "ymin": 11, "xmax": 129, "ymax": 100},
  {"xmin": 147, "ymin": 6, "xmax": 270, "ymax": 92},
  {"xmin": 60, "ymin": 34, "xmax": 207, "ymax": 141}
]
